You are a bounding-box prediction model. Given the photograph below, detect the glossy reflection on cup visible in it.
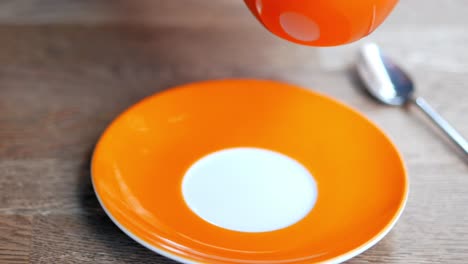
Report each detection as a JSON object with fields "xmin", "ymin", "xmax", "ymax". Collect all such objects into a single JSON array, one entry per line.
[{"xmin": 243, "ymin": 0, "xmax": 398, "ymax": 46}]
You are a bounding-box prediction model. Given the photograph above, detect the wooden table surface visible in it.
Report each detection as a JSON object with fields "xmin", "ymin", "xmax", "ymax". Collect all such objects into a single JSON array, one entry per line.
[{"xmin": 1, "ymin": 1, "xmax": 467, "ymax": 263}]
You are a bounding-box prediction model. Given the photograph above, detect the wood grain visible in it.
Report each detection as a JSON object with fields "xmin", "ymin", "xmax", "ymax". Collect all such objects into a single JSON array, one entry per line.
[
  {"xmin": 30, "ymin": 215, "xmax": 174, "ymax": 264},
  {"xmin": 0, "ymin": 216, "xmax": 32, "ymax": 264},
  {"xmin": 0, "ymin": 0, "xmax": 467, "ymax": 263}
]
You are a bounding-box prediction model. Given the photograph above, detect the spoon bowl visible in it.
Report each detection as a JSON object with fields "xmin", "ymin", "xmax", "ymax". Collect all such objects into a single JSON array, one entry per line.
[{"xmin": 357, "ymin": 43, "xmax": 413, "ymax": 106}]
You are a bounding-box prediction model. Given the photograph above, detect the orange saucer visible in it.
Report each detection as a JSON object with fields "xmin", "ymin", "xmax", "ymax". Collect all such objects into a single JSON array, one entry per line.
[{"xmin": 91, "ymin": 79, "xmax": 408, "ymax": 264}]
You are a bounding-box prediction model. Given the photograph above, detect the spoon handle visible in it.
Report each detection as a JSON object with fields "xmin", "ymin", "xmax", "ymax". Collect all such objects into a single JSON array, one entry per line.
[{"xmin": 412, "ymin": 96, "xmax": 468, "ymax": 157}]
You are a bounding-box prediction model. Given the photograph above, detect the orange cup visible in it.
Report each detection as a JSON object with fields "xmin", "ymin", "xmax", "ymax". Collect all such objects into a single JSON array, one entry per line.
[{"xmin": 243, "ymin": 0, "xmax": 398, "ymax": 46}]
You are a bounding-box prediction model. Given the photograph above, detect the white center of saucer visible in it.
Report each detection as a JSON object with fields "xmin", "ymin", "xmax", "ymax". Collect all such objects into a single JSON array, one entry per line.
[{"xmin": 181, "ymin": 147, "xmax": 318, "ymax": 233}]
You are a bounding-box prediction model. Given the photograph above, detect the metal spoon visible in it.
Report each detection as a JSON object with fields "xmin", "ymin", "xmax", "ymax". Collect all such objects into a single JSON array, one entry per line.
[{"xmin": 356, "ymin": 42, "xmax": 468, "ymax": 158}]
